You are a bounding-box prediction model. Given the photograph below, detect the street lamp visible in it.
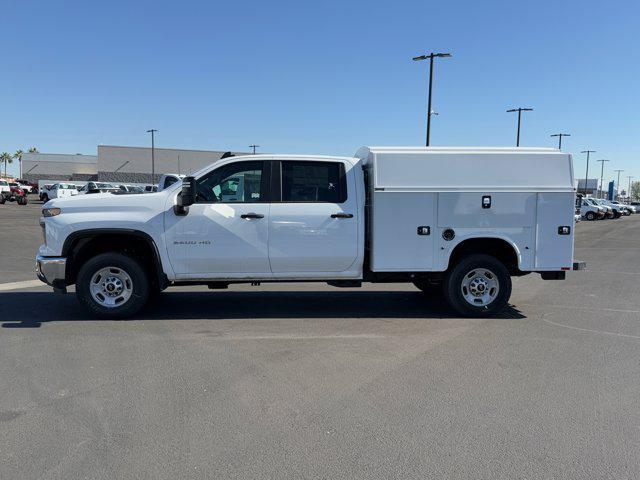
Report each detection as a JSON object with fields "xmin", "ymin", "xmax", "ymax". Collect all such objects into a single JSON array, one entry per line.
[
  {"xmin": 506, "ymin": 108, "xmax": 533, "ymax": 147},
  {"xmin": 581, "ymin": 150, "xmax": 595, "ymax": 196},
  {"xmin": 550, "ymin": 133, "xmax": 570, "ymax": 150},
  {"xmin": 613, "ymin": 169, "xmax": 624, "ymax": 200},
  {"xmin": 627, "ymin": 176, "xmax": 635, "ymax": 203},
  {"xmin": 249, "ymin": 145, "xmax": 260, "ymax": 154},
  {"xmin": 596, "ymin": 159, "xmax": 610, "ymax": 199},
  {"xmin": 146, "ymin": 129, "xmax": 158, "ymax": 183},
  {"xmin": 413, "ymin": 52, "xmax": 451, "ymax": 146}
]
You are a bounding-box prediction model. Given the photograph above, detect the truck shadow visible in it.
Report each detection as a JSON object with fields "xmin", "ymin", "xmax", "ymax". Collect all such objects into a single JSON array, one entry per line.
[{"xmin": 0, "ymin": 290, "xmax": 525, "ymax": 328}]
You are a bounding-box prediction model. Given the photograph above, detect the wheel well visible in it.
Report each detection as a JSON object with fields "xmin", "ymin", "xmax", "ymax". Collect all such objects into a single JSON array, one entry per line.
[
  {"xmin": 448, "ymin": 238, "xmax": 520, "ymax": 275},
  {"xmin": 65, "ymin": 232, "xmax": 164, "ymax": 288}
]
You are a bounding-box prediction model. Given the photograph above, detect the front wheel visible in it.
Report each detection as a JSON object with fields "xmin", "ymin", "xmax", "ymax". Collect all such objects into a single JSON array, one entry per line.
[
  {"xmin": 443, "ymin": 254, "xmax": 512, "ymax": 317},
  {"xmin": 585, "ymin": 211, "xmax": 595, "ymax": 221},
  {"xmin": 76, "ymin": 252, "xmax": 150, "ymax": 319}
]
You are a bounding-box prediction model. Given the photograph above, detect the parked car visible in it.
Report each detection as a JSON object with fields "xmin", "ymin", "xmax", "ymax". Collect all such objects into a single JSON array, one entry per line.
[
  {"xmin": 586, "ymin": 198, "xmax": 613, "ymax": 219},
  {"xmin": 78, "ymin": 182, "xmax": 119, "ymax": 195},
  {"xmin": 36, "ymin": 146, "xmax": 584, "ymax": 319},
  {"xmin": 14, "ymin": 180, "xmax": 36, "ymax": 194},
  {"xmin": 610, "ymin": 200, "xmax": 634, "ymax": 215},
  {"xmin": 157, "ymin": 174, "xmax": 185, "ymax": 191},
  {"xmin": 1, "ymin": 184, "xmax": 28, "ymax": 205},
  {"xmin": 143, "ymin": 185, "xmax": 158, "ymax": 193},
  {"xmin": 44, "ymin": 183, "xmax": 79, "ymax": 201},
  {"xmin": 580, "ymin": 198, "xmax": 605, "ymax": 220},
  {"xmin": 114, "ymin": 184, "xmax": 145, "ymax": 194},
  {"xmin": 39, "ymin": 184, "xmax": 54, "ymax": 202},
  {"xmin": 0, "ymin": 179, "xmax": 11, "ymax": 197},
  {"xmin": 595, "ymin": 199, "xmax": 624, "ymax": 218}
]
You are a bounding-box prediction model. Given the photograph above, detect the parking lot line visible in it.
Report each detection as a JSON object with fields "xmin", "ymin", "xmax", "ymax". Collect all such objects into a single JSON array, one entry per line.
[{"xmin": 0, "ymin": 279, "xmax": 43, "ymax": 292}]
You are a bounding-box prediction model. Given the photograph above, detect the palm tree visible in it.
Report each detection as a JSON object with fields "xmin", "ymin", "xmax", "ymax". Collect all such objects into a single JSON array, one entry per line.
[
  {"xmin": 1, "ymin": 152, "xmax": 13, "ymax": 178},
  {"xmin": 14, "ymin": 150, "xmax": 24, "ymax": 178},
  {"xmin": 28, "ymin": 147, "xmax": 38, "ymax": 153}
]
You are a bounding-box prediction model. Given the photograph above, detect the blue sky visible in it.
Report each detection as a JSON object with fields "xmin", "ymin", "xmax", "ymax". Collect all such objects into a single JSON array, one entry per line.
[{"xmin": 1, "ymin": 0, "xmax": 638, "ymax": 186}]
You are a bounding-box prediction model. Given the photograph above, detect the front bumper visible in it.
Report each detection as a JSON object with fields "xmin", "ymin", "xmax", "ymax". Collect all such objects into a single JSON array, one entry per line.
[{"xmin": 36, "ymin": 255, "xmax": 67, "ymax": 289}]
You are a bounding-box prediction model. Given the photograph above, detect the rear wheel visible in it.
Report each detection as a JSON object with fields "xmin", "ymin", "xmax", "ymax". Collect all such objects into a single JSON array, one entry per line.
[
  {"xmin": 41, "ymin": 194, "xmax": 49, "ymax": 203},
  {"xmin": 443, "ymin": 254, "xmax": 512, "ymax": 317},
  {"xmin": 76, "ymin": 252, "xmax": 150, "ymax": 319},
  {"xmin": 17, "ymin": 196, "xmax": 28, "ymax": 205}
]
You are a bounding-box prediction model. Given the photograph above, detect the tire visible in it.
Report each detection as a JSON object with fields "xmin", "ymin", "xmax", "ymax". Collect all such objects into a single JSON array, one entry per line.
[
  {"xmin": 0, "ymin": 196, "xmax": 5, "ymax": 205},
  {"xmin": 443, "ymin": 254, "xmax": 512, "ymax": 317},
  {"xmin": 41, "ymin": 194, "xmax": 49, "ymax": 203},
  {"xmin": 18, "ymin": 196, "xmax": 28, "ymax": 205},
  {"xmin": 76, "ymin": 252, "xmax": 150, "ymax": 319},
  {"xmin": 412, "ymin": 279, "xmax": 443, "ymax": 296},
  {"xmin": 585, "ymin": 211, "xmax": 595, "ymax": 221},
  {"xmin": 613, "ymin": 210, "xmax": 621, "ymax": 219}
]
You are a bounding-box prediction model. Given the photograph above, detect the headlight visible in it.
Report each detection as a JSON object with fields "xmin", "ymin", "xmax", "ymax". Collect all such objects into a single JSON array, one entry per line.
[{"xmin": 42, "ymin": 207, "xmax": 61, "ymax": 217}]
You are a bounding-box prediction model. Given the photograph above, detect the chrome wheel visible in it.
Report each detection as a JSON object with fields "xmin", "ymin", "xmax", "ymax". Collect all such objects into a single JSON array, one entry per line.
[
  {"xmin": 460, "ymin": 268, "xmax": 499, "ymax": 307},
  {"xmin": 89, "ymin": 267, "xmax": 133, "ymax": 308}
]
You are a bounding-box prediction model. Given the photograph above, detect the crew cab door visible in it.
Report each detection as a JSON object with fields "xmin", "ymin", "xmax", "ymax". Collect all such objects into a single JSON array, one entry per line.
[
  {"xmin": 164, "ymin": 160, "xmax": 272, "ymax": 278},
  {"xmin": 268, "ymin": 160, "xmax": 359, "ymax": 275}
]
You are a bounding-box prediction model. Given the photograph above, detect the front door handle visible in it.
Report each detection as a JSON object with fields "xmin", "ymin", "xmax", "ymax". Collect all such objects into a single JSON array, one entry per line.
[
  {"xmin": 241, "ymin": 213, "xmax": 264, "ymax": 219},
  {"xmin": 331, "ymin": 213, "xmax": 353, "ymax": 219}
]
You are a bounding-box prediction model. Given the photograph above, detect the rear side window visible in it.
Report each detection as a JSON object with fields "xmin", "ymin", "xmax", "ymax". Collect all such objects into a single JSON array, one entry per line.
[{"xmin": 281, "ymin": 161, "xmax": 346, "ymax": 203}]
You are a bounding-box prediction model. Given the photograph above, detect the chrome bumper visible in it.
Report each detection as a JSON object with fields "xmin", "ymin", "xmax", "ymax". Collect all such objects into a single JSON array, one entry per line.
[{"xmin": 36, "ymin": 254, "xmax": 67, "ymax": 288}]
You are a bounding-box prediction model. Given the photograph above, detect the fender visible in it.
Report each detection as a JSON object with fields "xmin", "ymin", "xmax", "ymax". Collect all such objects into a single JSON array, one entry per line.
[
  {"xmin": 62, "ymin": 228, "xmax": 170, "ymax": 288},
  {"xmin": 442, "ymin": 233, "xmax": 524, "ymax": 271}
]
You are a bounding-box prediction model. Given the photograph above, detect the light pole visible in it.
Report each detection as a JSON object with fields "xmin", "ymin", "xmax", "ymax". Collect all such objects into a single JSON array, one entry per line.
[
  {"xmin": 146, "ymin": 129, "xmax": 158, "ymax": 183},
  {"xmin": 413, "ymin": 52, "xmax": 451, "ymax": 146},
  {"xmin": 627, "ymin": 176, "xmax": 635, "ymax": 202},
  {"xmin": 596, "ymin": 159, "xmax": 610, "ymax": 199},
  {"xmin": 507, "ymin": 108, "xmax": 533, "ymax": 146},
  {"xmin": 581, "ymin": 150, "xmax": 595, "ymax": 196},
  {"xmin": 249, "ymin": 145, "xmax": 259, "ymax": 154},
  {"xmin": 550, "ymin": 133, "xmax": 570, "ymax": 150},
  {"xmin": 613, "ymin": 169, "xmax": 624, "ymax": 200}
]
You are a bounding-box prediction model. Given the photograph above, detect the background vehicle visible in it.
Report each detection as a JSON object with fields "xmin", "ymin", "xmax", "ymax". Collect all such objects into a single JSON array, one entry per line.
[
  {"xmin": 580, "ymin": 198, "xmax": 605, "ymax": 220},
  {"xmin": 611, "ymin": 200, "xmax": 633, "ymax": 215},
  {"xmin": 46, "ymin": 183, "xmax": 79, "ymax": 200},
  {"xmin": 78, "ymin": 182, "xmax": 119, "ymax": 195},
  {"xmin": 595, "ymin": 199, "xmax": 623, "ymax": 218},
  {"xmin": 39, "ymin": 184, "xmax": 54, "ymax": 202},
  {"xmin": 0, "ymin": 179, "xmax": 11, "ymax": 197},
  {"xmin": 37, "ymin": 147, "xmax": 583, "ymax": 319},
  {"xmin": 115, "ymin": 184, "xmax": 145, "ymax": 194},
  {"xmin": 157, "ymin": 174, "xmax": 185, "ymax": 191},
  {"xmin": 143, "ymin": 185, "xmax": 158, "ymax": 193},
  {"xmin": 1, "ymin": 184, "xmax": 28, "ymax": 205},
  {"xmin": 14, "ymin": 180, "xmax": 36, "ymax": 194},
  {"xmin": 585, "ymin": 198, "xmax": 612, "ymax": 219}
]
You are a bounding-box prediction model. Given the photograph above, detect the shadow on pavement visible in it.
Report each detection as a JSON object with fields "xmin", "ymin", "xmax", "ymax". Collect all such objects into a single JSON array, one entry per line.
[{"xmin": 0, "ymin": 290, "xmax": 525, "ymax": 328}]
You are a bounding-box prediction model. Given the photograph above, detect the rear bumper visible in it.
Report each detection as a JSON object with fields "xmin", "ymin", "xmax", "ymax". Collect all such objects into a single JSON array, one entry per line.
[{"xmin": 36, "ymin": 255, "xmax": 67, "ymax": 289}]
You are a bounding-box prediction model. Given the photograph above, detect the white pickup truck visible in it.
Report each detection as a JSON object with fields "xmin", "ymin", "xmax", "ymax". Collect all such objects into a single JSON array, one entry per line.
[{"xmin": 36, "ymin": 147, "xmax": 584, "ymax": 319}]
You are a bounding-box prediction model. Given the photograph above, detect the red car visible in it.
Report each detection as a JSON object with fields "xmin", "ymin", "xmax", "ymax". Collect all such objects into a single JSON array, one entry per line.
[{"xmin": 1, "ymin": 184, "xmax": 28, "ymax": 205}]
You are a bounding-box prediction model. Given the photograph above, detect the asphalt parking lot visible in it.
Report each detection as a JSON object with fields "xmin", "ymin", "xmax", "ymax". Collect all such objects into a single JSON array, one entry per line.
[{"xmin": 1, "ymin": 199, "xmax": 639, "ymax": 479}]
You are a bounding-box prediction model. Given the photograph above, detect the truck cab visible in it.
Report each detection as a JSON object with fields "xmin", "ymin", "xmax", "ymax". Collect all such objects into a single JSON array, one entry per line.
[{"xmin": 36, "ymin": 147, "xmax": 583, "ymax": 319}]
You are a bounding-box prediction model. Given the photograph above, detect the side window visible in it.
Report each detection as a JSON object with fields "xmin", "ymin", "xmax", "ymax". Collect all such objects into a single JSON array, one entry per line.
[
  {"xmin": 281, "ymin": 161, "xmax": 346, "ymax": 203},
  {"xmin": 164, "ymin": 176, "xmax": 178, "ymax": 189},
  {"xmin": 196, "ymin": 161, "xmax": 265, "ymax": 203}
]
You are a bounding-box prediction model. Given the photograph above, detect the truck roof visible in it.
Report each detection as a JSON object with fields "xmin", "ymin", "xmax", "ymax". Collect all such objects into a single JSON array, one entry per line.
[{"xmin": 356, "ymin": 146, "xmax": 574, "ymax": 192}]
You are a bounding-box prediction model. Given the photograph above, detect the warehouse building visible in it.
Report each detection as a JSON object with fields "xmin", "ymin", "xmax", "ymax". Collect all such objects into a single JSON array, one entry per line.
[{"xmin": 20, "ymin": 145, "xmax": 248, "ymax": 183}]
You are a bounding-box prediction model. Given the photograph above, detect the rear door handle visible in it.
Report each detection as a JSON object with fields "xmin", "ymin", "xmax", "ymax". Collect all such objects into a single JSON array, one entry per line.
[
  {"xmin": 241, "ymin": 213, "xmax": 264, "ymax": 219},
  {"xmin": 331, "ymin": 213, "xmax": 353, "ymax": 219}
]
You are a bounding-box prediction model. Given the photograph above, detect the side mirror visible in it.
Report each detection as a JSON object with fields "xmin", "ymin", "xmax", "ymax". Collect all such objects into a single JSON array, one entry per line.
[
  {"xmin": 175, "ymin": 176, "xmax": 196, "ymax": 215},
  {"xmin": 178, "ymin": 176, "xmax": 196, "ymax": 207}
]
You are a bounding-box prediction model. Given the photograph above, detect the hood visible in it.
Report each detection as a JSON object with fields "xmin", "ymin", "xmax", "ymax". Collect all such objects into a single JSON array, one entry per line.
[{"xmin": 45, "ymin": 190, "xmax": 170, "ymax": 213}]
